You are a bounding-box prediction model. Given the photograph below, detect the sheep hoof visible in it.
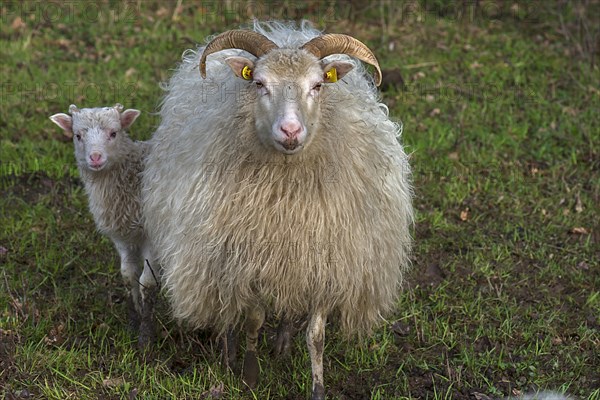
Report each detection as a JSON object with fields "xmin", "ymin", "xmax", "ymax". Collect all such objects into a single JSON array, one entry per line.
[
  {"xmin": 273, "ymin": 322, "xmax": 293, "ymax": 357},
  {"xmin": 138, "ymin": 321, "xmax": 156, "ymax": 349},
  {"xmin": 137, "ymin": 296, "xmax": 156, "ymax": 349},
  {"xmin": 242, "ymin": 350, "xmax": 259, "ymax": 388},
  {"xmin": 126, "ymin": 296, "xmax": 140, "ymax": 331},
  {"xmin": 311, "ymin": 383, "xmax": 325, "ymax": 400},
  {"xmin": 222, "ymin": 329, "xmax": 239, "ymax": 371}
]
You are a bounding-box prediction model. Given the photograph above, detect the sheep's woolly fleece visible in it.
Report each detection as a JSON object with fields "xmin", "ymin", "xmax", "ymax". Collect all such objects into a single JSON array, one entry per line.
[{"xmin": 142, "ymin": 21, "xmax": 414, "ymax": 335}]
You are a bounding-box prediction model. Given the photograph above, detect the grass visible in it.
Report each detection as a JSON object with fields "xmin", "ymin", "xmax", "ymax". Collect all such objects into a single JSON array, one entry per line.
[{"xmin": 1, "ymin": 1, "xmax": 599, "ymax": 399}]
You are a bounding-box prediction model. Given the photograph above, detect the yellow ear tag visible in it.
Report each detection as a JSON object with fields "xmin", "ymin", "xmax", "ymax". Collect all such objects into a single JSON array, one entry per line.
[
  {"xmin": 242, "ymin": 65, "xmax": 253, "ymax": 80},
  {"xmin": 326, "ymin": 67, "xmax": 338, "ymax": 83}
]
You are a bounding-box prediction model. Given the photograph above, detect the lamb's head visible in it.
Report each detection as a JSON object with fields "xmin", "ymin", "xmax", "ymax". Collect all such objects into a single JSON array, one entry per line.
[
  {"xmin": 50, "ymin": 104, "xmax": 140, "ymax": 171},
  {"xmin": 200, "ymin": 31, "xmax": 381, "ymax": 155}
]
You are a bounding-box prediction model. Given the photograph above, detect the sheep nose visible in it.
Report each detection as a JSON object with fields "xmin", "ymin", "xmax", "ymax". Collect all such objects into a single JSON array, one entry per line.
[
  {"xmin": 280, "ymin": 122, "xmax": 302, "ymax": 139},
  {"xmin": 90, "ymin": 152, "xmax": 102, "ymax": 162}
]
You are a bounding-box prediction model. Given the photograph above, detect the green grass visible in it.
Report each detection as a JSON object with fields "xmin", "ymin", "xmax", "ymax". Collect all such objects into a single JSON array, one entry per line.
[{"xmin": 1, "ymin": 1, "xmax": 599, "ymax": 399}]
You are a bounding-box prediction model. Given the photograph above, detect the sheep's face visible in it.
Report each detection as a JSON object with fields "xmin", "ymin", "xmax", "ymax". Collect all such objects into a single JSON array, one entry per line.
[
  {"xmin": 50, "ymin": 105, "xmax": 140, "ymax": 171},
  {"xmin": 226, "ymin": 49, "xmax": 353, "ymax": 155}
]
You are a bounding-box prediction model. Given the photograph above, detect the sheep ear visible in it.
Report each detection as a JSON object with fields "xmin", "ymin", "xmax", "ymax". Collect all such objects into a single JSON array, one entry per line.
[
  {"xmin": 120, "ymin": 109, "xmax": 141, "ymax": 129},
  {"xmin": 225, "ymin": 56, "xmax": 255, "ymax": 80},
  {"xmin": 322, "ymin": 61, "xmax": 354, "ymax": 83},
  {"xmin": 49, "ymin": 113, "xmax": 73, "ymax": 133}
]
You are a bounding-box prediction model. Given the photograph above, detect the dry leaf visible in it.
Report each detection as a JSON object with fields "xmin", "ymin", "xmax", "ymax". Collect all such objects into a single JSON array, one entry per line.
[
  {"xmin": 551, "ymin": 336, "xmax": 563, "ymax": 345},
  {"xmin": 470, "ymin": 61, "xmax": 483, "ymax": 69},
  {"xmin": 577, "ymin": 261, "xmax": 590, "ymax": 270},
  {"xmin": 103, "ymin": 377, "xmax": 125, "ymax": 387},
  {"xmin": 570, "ymin": 227, "xmax": 589, "ymax": 234},
  {"xmin": 125, "ymin": 68, "xmax": 137, "ymax": 79},
  {"xmin": 430, "ymin": 108, "xmax": 441, "ymax": 117},
  {"xmin": 460, "ymin": 207, "xmax": 469, "ymax": 221},
  {"xmin": 448, "ymin": 152, "xmax": 459, "ymax": 160},
  {"xmin": 11, "ymin": 17, "xmax": 26, "ymax": 31},
  {"xmin": 575, "ymin": 193, "xmax": 583, "ymax": 213},
  {"xmin": 156, "ymin": 7, "xmax": 169, "ymax": 17}
]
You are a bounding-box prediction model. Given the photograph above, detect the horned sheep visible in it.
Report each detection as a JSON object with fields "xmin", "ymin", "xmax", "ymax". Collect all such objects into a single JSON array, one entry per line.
[
  {"xmin": 50, "ymin": 104, "xmax": 158, "ymax": 346},
  {"xmin": 142, "ymin": 21, "xmax": 413, "ymax": 399}
]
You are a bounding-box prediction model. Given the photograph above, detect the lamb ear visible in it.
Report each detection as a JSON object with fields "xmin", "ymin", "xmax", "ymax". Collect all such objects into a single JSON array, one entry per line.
[
  {"xmin": 120, "ymin": 109, "xmax": 141, "ymax": 129},
  {"xmin": 322, "ymin": 61, "xmax": 354, "ymax": 83},
  {"xmin": 225, "ymin": 56, "xmax": 255, "ymax": 80},
  {"xmin": 49, "ymin": 113, "xmax": 73, "ymax": 133}
]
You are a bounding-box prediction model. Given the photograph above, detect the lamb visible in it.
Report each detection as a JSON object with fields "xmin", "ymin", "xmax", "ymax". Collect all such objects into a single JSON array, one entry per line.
[
  {"xmin": 50, "ymin": 104, "xmax": 158, "ymax": 347},
  {"xmin": 141, "ymin": 21, "xmax": 413, "ymax": 399}
]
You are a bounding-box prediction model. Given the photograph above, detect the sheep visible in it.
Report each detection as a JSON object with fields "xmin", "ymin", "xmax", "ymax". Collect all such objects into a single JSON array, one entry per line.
[
  {"xmin": 141, "ymin": 21, "xmax": 413, "ymax": 399},
  {"xmin": 49, "ymin": 104, "xmax": 158, "ymax": 347}
]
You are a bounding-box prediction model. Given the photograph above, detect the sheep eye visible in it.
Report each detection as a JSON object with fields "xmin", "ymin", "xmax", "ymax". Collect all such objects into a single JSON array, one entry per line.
[
  {"xmin": 75, "ymin": 134, "xmax": 82, "ymax": 141},
  {"xmin": 254, "ymin": 81, "xmax": 264, "ymax": 89},
  {"xmin": 313, "ymin": 83, "xmax": 322, "ymax": 91},
  {"xmin": 110, "ymin": 131, "xmax": 117, "ymax": 138}
]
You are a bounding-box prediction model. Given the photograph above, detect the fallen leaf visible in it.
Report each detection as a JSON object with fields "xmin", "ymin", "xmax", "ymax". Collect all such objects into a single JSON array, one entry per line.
[
  {"xmin": 430, "ymin": 108, "xmax": 441, "ymax": 117},
  {"xmin": 460, "ymin": 207, "xmax": 469, "ymax": 221},
  {"xmin": 448, "ymin": 152, "xmax": 459, "ymax": 160},
  {"xmin": 570, "ymin": 227, "xmax": 589, "ymax": 234},
  {"xmin": 472, "ymin": 392, "xmax": 493, "ymax": 400},
  {"xmin": 562, "ymin": 106, "xmax": 578, "ymax": 116},
  {"xmin": 202, "ymin": 382, "xmax": 225, "ymax": 399},
  {"xmin": 11, "ymin": 17, "xmax": 26, "ymax": 31},
  {"xmin": 412, "ymin": 71, "xmax": 426, "ymax": 80},
  {"xmin": 103, "ymin": 377, "xmax": 125, "ymax": 387},
  {"xmin": 575, "ymin": 193, "xmax": 583, "ymax": 213},
  {"xmin": 577, "ymin": 261, "xmax": 590, "ymax": 270},
  {"xmin": 125, "ymin": 68, "xmax": 137, "ymax": 79},
  {"xmin": 552, "ymin": 336, "xmax": 563, "ymax": 345},
  {"xmin": 0, "ymin": 246, "xmax": 7, "ymax": 256},
  {"xmin": 156, "ymin": 7, "xmax": 169, "ymax": 17},
  {"xmin": 470, "ymin": 61, "xmax": 483, "ymax": 69}
]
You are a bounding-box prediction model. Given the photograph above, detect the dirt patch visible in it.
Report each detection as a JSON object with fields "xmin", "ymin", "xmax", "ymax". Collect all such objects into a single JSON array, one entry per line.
[{"xmin": 1, "ymin": 171, "xmax": 81, "ymax": 206}]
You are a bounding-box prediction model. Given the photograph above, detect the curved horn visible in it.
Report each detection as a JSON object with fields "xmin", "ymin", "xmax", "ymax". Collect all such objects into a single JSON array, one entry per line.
[
  {"xmin": 199, "ymin": 30, "xmax": 278, "ymax": 78},
  {"xmin": 301, "ymin": 34, "xmax": 382, "ymax": 86}
]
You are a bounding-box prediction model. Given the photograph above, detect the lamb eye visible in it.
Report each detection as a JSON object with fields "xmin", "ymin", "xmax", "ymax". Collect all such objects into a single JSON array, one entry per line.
[
  {"xmin": 110, "ymin": 131, "xmax": 117, "ymax": 138},
  {"xmin": 254, "ymin": 81, "xmax": 264, "ymax": 89},
  {"xmin": 75, "ymin": 134, "xmax": 82, "ymax": 141},
  {"xmin": 313, "ymin": 83, "xmax": 322, "ymax": 91}
]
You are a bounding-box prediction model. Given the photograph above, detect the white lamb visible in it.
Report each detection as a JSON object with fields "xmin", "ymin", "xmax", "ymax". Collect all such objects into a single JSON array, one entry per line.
[{"xmin": 50, "ymin": 104, "xmax": 158, "ymax": 346}]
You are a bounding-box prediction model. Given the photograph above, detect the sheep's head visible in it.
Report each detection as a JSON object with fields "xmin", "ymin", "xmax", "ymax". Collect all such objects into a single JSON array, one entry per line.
[
  {"xmin": 49, "ymin": 104, "xmax": 140, "ymax": 171},
  {"xmin": 200, "ymin": 30, "xmax": 381, "ymax": 155}
]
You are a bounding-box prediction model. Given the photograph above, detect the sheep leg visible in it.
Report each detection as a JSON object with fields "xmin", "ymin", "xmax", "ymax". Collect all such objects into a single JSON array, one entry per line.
[
  {"xmin": 273, "ymin": 315, "xmax": 294, "ymax": 357},
  {"xmin": 242, "ymin": 305, "xmax": 265, "ymax": 388},
  {"xmin": 138, "ymin": 243, "xmax": 159, "ymax": 348},
  {"xmin": 114, "ymin": 240, "xmax": 142, "ymax": 329},
  {"xmin": 222, "ymin": 327, "xmax": 239, "ymax": 372},
  {"xmin": 306, "ymin": 311, "xmax": 326, "ymax": 400}
]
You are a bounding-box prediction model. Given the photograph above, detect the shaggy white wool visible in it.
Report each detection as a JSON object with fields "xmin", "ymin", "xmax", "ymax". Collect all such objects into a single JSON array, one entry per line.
[{"xmin": 142, "ymin": 21, "xmax": 413, "ymax": 335}]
